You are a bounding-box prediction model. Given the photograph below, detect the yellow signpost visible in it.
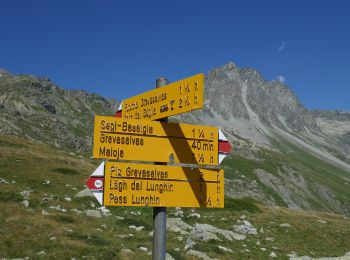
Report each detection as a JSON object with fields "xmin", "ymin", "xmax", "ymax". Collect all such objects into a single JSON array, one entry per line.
[
  {"xmin": 103, "ymin": 162, "xmax": 224, "ymax": 208},
  {"xmin": 87, "ymin": 74, "xmax": 228, "ymax": 260},
  {"xmin": 93, "ymin": 115, "xmax": 219, "ymax": 165},
  {"xmin": 122, "ymin": 73, "xmax": 204, "ymax": 120}
]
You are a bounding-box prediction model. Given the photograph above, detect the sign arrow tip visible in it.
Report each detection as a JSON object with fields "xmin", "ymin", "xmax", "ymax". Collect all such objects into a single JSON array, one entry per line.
[{"xmin": 86, "ymin": 161, "xmax": 105, "ymax": 206}]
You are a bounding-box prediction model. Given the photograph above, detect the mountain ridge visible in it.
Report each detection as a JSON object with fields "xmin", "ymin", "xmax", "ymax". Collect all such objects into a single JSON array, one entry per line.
[
  {"xmin": 0, "ymin": 72, "xmax": 119, "ymax": 152},
  {"xmin": 1, "ymin": 62, "xmax": 350, "ymax": 215}
]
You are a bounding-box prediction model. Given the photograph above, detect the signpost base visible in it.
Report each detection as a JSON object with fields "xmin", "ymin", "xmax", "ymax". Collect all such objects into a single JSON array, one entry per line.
[
  {"xmin": 152, "ymin": 77, "xmax": 169, "ymax": 260},
  {"xmin": 153, "ymin": 207, "xmax": 166, "ymax": 260}
]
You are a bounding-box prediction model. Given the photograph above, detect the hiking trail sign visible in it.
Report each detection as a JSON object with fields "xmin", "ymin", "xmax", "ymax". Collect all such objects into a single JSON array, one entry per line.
[
  {"xmin": 93, "ymin": 115, "xmax": 220, "ymax": 166},
  {"xmin": 87, "ymin": 73, "xmax": 232, "ymax": 260},
  {"xmin": 122, "ymin": 73, "xmax": 204, "ymax": 120},
  {"xmin": 88, "ymin": 73, "xmax": 232, "ymax": 209},
  {"xmin": 115, "ymin": 103, "xmax": 231, "ymax": 164},
  {"xmin": 86, "ymin": 161, "xmax": 224, "ymax": 208}
]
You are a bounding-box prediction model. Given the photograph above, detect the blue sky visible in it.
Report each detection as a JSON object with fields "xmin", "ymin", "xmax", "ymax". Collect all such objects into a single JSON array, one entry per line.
[{"xmin": 1, "ymin": 1, "xmax": 349, "ymax": 111}]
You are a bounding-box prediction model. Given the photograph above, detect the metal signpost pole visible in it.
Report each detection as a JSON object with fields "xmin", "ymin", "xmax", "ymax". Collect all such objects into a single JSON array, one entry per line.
[
  {"xmin": 152, "ymin": 77, "xmax": 168, "ymax": 260},
  {"xmin": 88, "ymin": 72, "xmax": 229, "ymax": 258}
]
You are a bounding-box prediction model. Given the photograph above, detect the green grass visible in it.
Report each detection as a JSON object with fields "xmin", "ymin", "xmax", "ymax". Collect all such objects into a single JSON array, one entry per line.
[
  {"xmin": 223, "ymin": 197, "xmax": 261, "ymax": 213},
  {"xmin": 222, "ymin": 152, "xmax": 289, "ymax": 207},
  {"xmin": 0, "ymin": 135, "xmax": 350, "ymax": 259},
  {"xmin": 0, "ymin": 139, "xmax": 27, "ymax": 148},
  {"xmin": 70, "ymin": 125, "xmax": 87, "ymax": 138},
  {"xmin": 30, "ymin": 105, "xmax": 46, "ymax": 112},
  {"xmin": 52, "ymin": 167, "xmax": 81, "ymax": 175},
  {"xmin": 221, "ymin": 133, "xmax": 350, "ymax": 213},
  {"xmin": 0, "ymin": 191, "xmax": 23, "ymax": 202},
  {"xmin": 269, "ymin": 135, "xmax": 350, "ymax": 209}
]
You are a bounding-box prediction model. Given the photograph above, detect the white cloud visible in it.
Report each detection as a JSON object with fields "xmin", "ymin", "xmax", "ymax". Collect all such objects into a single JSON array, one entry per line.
[
  {"xmin": 275, "ymin": 75, "xmax": 286, "ymax": 83},
  {"xmin": 278, "ymin": 42, "xmax": 287, "ymax": 52}
]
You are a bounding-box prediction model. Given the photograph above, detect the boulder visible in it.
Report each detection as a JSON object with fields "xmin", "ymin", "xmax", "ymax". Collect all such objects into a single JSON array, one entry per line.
[
  {"xmin": 190, "ymin": 223, "xmax": 245, "ymax": 242},
  {"xmin": 85, "ymin": 209, "xmax": 102, "ymax": 218},
  {"xmin": 139, "ymin": 247, "xmax": 147, "ymax": 253},
  {"xmin": 234, "ymin": 220, "xmax": 258, "ymax": 235},
  {"xmin": 280, "ymin": 223, "xmax": 292, "ymax": 228},
  {"xmin": 167, "ymin": 218, "xmax": 192, "ymax": 235},
  {"xmin": 22, "ymin": 200, "xmax": 29, "ymax": 208},
  {"xmin": 270, "ymin": 252, "xmax": 277, "ymax": 258},
  {"xmin": 75, "ymin": 188, "xmax": 94, "ymax": 198},
  {"xmin": 120, "ymin": 249, "xmax": 133, "ymax": 254},
  {"xmin": 20, "ymin": 190, "xmax": 31, "ymax": 200},
  {"xmin": 188, "ymin": 213, "xmax": 201, "ymax": 218},
  {"xmin": 186, "ymin": 250, "xmax": 214, "ymax": 260},
  {"xmin": 218, "ymin": 246, "xmax": 233, "ymax": 253},
  {"xmin": 129, "ymin": 225, "xmax": 144, "ymax": 232}
]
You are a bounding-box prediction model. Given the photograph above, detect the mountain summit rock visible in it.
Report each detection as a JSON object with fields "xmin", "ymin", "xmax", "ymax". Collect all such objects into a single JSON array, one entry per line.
[{"xmin": 177, "ymin": 62, "xmax": 349, "ymax": 162}]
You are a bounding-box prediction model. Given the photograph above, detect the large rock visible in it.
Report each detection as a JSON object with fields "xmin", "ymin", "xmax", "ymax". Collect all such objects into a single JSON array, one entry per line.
[
  {"xmin": 75, "ymin": 188, "xmax": 94, "ymax": 198},
  {"xmin": 22, "ymin": 200, "xmax": 29, "ymax": 208},
  {"xmin": 167, "ymin": 218, "xmax": 192, "ymax": 235},
  {"xmin": 120, "ymin": 249, "xmax": 133, "ymax": 254},
  {"xmin": 20, "ymin": 190, "xmax": 31, "ymax": 200},
  {"xmin": 218, "ymin": 246, "xmax": 233, "ymax": 253},
  {"xmin": 85, "ymin": 209, "xmax": 102, "ymax": 218},
  {"xmin": 186, "ymin": 250, "xmax": 215, "ymax": 260},
  {"xmin": 233, "ymin": 220, "xmax": 258, "ymax": 235},
  {"xmin": 166, "ymin": 253, "xmax": 176, "ymax": 260},
  {"xmin": 189, "ymin": 223, "xmax": 245, "ymax": 242},
  {"xmin": 0, "ymin": 177, "xmax": 9, "ymax": 184}
]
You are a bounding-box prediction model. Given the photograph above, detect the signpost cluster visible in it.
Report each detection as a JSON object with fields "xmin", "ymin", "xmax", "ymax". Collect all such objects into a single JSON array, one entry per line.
[{"xmin": 87, "ymin": 73, "xmax": 231, "ymax": 259}]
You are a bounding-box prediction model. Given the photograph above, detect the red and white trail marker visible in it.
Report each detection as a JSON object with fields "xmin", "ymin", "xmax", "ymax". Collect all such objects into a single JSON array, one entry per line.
[
  {"xmin": 86, "ymin": 161, "xmax": 105, "ymax": 205},
  {"xmin": 218, "ymin": 129, "xmax": 231, "ymax": 163},
  {"xmin": 115, "ymin": 103, "xmax": 122, "ymax": 118},
  {"xmin": 115, "ymin": 102, "xmax": 232, "ymax": 164}
]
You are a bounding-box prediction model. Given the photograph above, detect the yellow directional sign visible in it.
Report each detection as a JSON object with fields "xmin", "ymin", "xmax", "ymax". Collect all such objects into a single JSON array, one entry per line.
[
  {"xmin": 103, "ymin": 162, "xmax": 224, "ymax": 208},
  {"xmin": 93, "ymin": 115, "xmax": 218, "ymax": 165},
  {"xmin": 122, "ymin": 73, "xmax": 204, "ymax": 120}
]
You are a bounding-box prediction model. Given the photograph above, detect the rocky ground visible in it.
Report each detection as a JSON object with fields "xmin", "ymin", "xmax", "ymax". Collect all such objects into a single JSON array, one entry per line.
[
  {"xmin": 0, "ymin": 136, "xmax": 349, "ymax": 259},
  {"xmin": 1, "ymin": 64, "xmax": 350, "ymax": 259}
]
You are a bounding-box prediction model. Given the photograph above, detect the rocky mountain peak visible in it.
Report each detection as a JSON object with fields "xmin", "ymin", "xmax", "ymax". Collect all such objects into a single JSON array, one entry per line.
[
  {"xmin": 180, "ymin": 62, "xmax": 317, "ymax": 145},
  {"xmin": 0, "ymin": 68, "xmax": 11, "ymax": 78},
  {"xmin": 312, "ymin": 109, "xmax": 350, "ymax": 121}
]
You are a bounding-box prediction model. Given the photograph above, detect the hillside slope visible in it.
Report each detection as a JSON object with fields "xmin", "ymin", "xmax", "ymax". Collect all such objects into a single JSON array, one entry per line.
[
  {"xmin": 0, "ymin": 135, "xmax": 349, "ymax": 259},
  {"xmin": 0, "ymin": 71, "xmax": 118, "ymax": 153},
  {"xmin": 1, "ymin": 64, "xmax": 349, "ymax": 215},
  {"xmin": 174, "ymin": 63, "xmax": 350, "ymax": 215}
]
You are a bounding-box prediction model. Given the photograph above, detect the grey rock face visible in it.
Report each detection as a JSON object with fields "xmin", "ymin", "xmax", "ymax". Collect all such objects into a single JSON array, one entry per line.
[
  {"xmin": 178, "ymin": 62, "xmax": 317, "ymax": 134},
  {"xmin": 312, "ymin": 110, "xmax": 350, "ymax": 122},
  {"xmin": 0, "ymin": 68, "xmax": 11, "ymax": 78},
  {"xmin": 174, "ymin": 62, "xmax": 350, "ymax": 214},
  {"xmin": 206, "ymin": 63, "xmax": 250, "ymax": 121},
  {"xmin": 311, "ymin": 109, "xmax": 350, "ymax": 161}
]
